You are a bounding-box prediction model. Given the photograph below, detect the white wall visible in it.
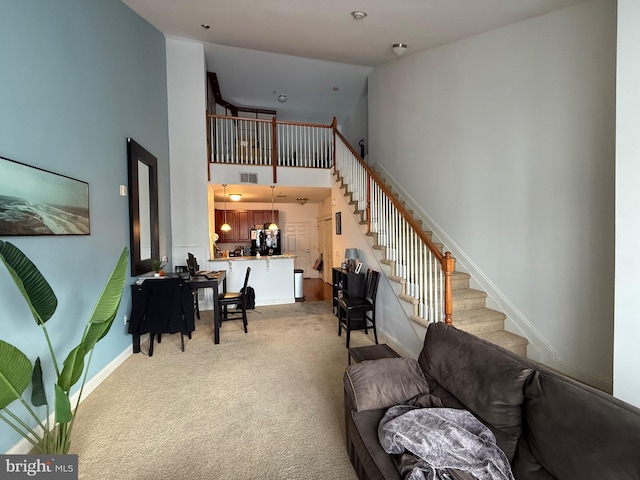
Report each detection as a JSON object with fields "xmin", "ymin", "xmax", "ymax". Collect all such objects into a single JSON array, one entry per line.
[
  {"xmin": 614, "ymin": 0, "xmax": 640, "ymax": 406},
  {"xmin": 166, "ymin": 39, "xmax": 210, "ymax": 269},
  {"xmin": 369, "ymin": 0, "xmax": 616, "ymax": 390},
  {"xmin": 341, "ymin": 84, "xmax": 369, "ymax": 158}
]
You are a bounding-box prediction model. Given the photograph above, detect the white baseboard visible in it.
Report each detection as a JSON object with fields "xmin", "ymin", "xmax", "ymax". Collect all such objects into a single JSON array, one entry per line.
[{"xmin": 6, "ymin": 344, "xmax": 133, "ymax": 454}]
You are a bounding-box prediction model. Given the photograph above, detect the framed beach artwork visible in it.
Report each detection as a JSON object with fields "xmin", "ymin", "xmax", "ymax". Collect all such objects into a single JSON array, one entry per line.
[{"xmin": 0, "ymin": 155, "xmax": 90, "ymax": 236}]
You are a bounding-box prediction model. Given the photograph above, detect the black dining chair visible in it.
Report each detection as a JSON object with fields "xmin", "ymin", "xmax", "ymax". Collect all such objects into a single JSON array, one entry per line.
[
  {"xmin": 128, "ymin": 277, "xmax": 195, "ymax": 356},
  {"xmin": 338, "ymin": 269, "xmax": 380, "ymax": 348},
  {"xmin": 218, "ymin": 266, "xmax": 251, "ymax": 333}
]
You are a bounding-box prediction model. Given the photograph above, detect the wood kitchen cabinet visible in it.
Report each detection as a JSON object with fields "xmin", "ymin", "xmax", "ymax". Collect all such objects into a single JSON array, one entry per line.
[
  {"xmin": 237, "ymin": 210, "xmax": 251, "ymax": 242},
  {"xmin": 215, "ymin": 209, "xmax": 279, "ymax": 242},
  {"xmin": 215, "ymin": 209, "xmax": 238, "ymax": 243},
  {"xmin": 251, "ymin": 210, "xmax": 279, "ymax": 229}
]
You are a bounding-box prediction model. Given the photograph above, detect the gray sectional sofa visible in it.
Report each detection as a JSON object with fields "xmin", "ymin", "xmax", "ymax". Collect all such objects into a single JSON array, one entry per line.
[{"xmin": 343, "ymin": 322, "xmax": 640, "ymax": 480}]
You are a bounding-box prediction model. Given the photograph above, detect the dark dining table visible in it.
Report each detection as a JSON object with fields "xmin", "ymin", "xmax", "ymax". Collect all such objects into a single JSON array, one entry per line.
[
  {"xmin": 129, "ymin": 270, "xmax": 227, "ymax": 351},
  {"xmin": 187, "ymin": 270, "xmax": 226, "ymax": 344}
]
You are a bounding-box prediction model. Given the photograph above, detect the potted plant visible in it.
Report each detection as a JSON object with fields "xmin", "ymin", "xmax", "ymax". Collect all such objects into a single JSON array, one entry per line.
[
  {"xmin": 151, "ymin": 259, "xmax": 165, "ymax": 276},
  {"xmin": 0, "ymin": 240, "xmax": 128, "ymax": 454}
]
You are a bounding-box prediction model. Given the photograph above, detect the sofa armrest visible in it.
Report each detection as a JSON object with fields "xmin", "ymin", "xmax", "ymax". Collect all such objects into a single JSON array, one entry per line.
[{"xmin": 344, "ymin": 358, "xmax": 430, "ymax": 412}]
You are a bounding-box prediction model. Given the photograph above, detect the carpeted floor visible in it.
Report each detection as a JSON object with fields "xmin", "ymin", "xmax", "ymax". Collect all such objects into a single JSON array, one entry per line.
[{"xmin": 70, "ymin": 301, "xmax": 377, "ymax": 479}]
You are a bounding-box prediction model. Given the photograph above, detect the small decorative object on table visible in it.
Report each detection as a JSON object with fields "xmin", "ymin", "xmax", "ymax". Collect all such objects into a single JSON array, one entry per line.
[{"xmin": 152, "ymin": 259, "xmax": 166, "ymax": 276}]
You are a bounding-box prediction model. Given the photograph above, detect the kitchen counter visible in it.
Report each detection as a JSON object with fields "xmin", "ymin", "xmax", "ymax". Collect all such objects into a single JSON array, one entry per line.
[
  {"xmin": 210, "ymin": 254, "xmax": 296, "ymax": 261},
  {"xmin": 208, "ymin": 256, "xmax": 296, "ymax": 306}
]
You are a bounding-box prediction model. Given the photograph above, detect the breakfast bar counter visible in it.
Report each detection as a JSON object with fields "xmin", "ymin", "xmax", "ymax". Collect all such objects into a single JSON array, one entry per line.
[{"xmin": 208, "ymin": 255, "xmax": 296, "ymax": 306}]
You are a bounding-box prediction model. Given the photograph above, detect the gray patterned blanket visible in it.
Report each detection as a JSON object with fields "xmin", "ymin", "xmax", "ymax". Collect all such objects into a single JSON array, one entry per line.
[{"xmin": 378, "ymin": 406, "xmax": 515, "ymax": 480}]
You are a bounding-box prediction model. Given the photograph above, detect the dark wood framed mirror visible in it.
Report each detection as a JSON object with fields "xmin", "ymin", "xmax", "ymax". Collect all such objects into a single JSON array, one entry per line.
[{"xmin": 127, "ymin": 138, "xmax": 159, "ymax": 276}]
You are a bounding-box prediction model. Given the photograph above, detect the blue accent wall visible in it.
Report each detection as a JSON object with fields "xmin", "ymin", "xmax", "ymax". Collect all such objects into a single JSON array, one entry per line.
[{"xmin": 0, "ymin": 0, "xmax": 170, "ymax": 452}]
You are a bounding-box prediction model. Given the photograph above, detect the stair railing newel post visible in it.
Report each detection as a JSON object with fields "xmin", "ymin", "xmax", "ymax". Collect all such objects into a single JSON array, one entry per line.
[
  {"xmin": 271, "ymin": 116, "xmax": 278, "ymax": 183},
  {"xmin": 443, "ymin": 252, "xmax": 455, "ymax": 325}
]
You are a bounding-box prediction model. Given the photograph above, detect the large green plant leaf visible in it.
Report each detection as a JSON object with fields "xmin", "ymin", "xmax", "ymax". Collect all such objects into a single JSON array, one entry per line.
[
  {"xmin": 85, "ymin": 248, "xmax": 128, "ymax": 328},
  {"xmin": 54, "ymin": 384, "xmax": 72, "ymax": 424},
  {"xmin": 57, "ymin": 345, "xmax": 86, "ymax": 392},
  {"xmin": 0, "ymin": 340, "xmax": 32, "ymax": 409},
  {"xmin": 0, "ymin": 241, "xmax": 57, "ymax": 326},
  {"xmin": 58, "ymin": 247, "xmax": 128, "ymax": 391},
  {"xmin": 31, "ymin": 358, "xmax": 47, "ymax": 407}
]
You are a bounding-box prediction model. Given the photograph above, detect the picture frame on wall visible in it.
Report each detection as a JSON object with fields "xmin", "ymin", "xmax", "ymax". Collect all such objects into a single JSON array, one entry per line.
[
  {"xmin": 0, "ymin": 155, "xmax": 90, "ymax": 236},
  {"xmin": 335, "ymin": 211, "xmax": 342, "ymax": 235}
]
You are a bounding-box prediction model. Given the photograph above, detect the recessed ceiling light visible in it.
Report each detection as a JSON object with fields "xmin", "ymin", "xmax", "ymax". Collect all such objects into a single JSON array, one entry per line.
[
  {"xmin": 351, "ymin": 11, "xmax": 367, "ymax": 20},
  {"xmin": 201, "ymin": 24, "xmax": 210, "ymax": 29}
]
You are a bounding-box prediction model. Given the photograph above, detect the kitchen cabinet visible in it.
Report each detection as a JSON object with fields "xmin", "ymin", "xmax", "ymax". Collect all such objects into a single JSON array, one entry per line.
[
  {"xmin": 237, "ymin": 210, "xmax": 251, "ymax": 242},
  {"xmin": 251, "ymin": 210, "xmax": 279, "ymax": 229},
  {"xmin": 215, "ymin": 209, "xmax": 279, "ymax": 242},
  {"xmin": 215, "ymin": 209, "xmax": 238, "ymax": 243}
]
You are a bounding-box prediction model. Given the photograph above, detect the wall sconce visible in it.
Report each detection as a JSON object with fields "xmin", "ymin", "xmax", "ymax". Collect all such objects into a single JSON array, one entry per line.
[{"xmin": 229, "ymin": 193, "xmax": 242, "ymax": 201}]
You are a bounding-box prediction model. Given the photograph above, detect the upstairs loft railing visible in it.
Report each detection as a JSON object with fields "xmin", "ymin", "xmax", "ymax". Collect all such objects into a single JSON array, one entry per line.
[
  {"xmin": 207, "ymin": 114, "xmax": 334, "ymax": 183},
  {"xmin": 207, "ymin": 113, "xmax": 455, "ymax": 325}
]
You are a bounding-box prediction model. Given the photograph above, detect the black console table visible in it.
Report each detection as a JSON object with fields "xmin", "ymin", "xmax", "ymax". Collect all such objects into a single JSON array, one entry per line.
[{"xmin": 332, "ymin": 267, "xmax": 365, "ymax": 317}]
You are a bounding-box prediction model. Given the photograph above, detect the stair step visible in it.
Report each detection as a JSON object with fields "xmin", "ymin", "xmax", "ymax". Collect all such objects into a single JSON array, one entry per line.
[
  {"xmin": 451, "ymin": 288, "xmax": 487, "ymax": 311},
  {"xmin": 451, "ymin": 271, "xmax": 470, "ymax": 290},
  {"xmin": 476, "ymin": 330, "xmax": 528, "ymax": 356},
  {"xmin": 452, "ymin": 308, "xmax": 505, "ymax": 335}
]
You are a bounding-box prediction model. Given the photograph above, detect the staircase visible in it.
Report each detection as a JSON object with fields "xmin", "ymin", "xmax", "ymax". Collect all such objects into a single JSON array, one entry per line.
[{"xmin": 333, "ymin": 168, "xmax": 528, "ymax": 357}]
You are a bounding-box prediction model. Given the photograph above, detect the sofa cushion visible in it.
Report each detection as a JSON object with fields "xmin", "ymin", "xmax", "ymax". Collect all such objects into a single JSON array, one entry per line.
[
  {"xmin": 524, "ymin": 368, "xmax": 640, "ymax": 479},
  {"xmin": 512, "ymin": 437, "xmax": 557, "ymax": 479},
  {"xmin": 350, "ymin": 408, "xmax": 403, "ymax": 480},
  {"xmin": 345, "ymin": 358, "xmax": 430, "ymax": 412},
  {"xmin": 418, "ymin": 322, "xmax": 535, "ymax": 460}
]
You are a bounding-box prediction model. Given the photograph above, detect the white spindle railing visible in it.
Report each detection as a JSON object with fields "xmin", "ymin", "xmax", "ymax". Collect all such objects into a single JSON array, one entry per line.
[
  {"xmin": 335, "ymin": 133, "xmax": 449, "ymax": 324},
  {"xmin": 276, "ymin": 122, "xmax": 333, "ymax": 168},
  {"xmin": 209, "ymin": 115, "xmax": 333, "ymax": 168}
]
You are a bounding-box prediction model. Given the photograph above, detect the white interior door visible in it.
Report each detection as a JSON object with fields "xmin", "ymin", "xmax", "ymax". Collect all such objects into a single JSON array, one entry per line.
[{"xmin": 285, "ymin": 222, "xmax": 311, "ymax": 277}]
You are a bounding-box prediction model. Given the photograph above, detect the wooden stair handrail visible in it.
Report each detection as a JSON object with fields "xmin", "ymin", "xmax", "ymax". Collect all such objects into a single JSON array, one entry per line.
[
  {"xmin": 333, "ymin": 123, "xmax": 454, "ymax": 325},
  {"xmin": 333, "ymin": 128, "xmax": 446, "ymax": 263}
]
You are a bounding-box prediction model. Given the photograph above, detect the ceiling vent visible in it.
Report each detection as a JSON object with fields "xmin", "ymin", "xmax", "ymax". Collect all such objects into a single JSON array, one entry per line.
[{"xmin": 240, "ymin": 172, "xmax": 258, "ymax": 184}]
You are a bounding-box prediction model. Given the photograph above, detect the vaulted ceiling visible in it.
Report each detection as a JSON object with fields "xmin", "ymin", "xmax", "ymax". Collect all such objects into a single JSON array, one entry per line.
[{"xmin": 121, "ymin": 0, "xmax": 589, "ymax": 203}]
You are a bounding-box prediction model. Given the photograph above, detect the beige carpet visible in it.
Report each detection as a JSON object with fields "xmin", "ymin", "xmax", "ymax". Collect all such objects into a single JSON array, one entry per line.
[{"xmin": 70, "ymin": 301, "xmax": 377, "ymax": 479}]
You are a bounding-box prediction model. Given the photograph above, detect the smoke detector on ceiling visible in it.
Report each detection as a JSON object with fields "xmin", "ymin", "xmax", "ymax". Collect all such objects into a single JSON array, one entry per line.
[{"xmin": 392, "ymin": 43, "xmax": 408, "ymax": 56}]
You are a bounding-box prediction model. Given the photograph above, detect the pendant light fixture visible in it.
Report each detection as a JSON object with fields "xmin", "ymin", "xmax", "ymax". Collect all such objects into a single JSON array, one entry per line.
[
  {"xmin": 220, "ymin": 184, "xmax": 231, "ymax": 232},
  {"xmin": 268, "ymin": 185, "xmax": 278, "ymax": 232}
]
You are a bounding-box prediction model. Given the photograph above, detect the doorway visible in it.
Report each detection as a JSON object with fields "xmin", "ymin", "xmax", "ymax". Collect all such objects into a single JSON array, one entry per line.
[
  {"xmin": 320, "ymin": 217, "xmax": 333, "ymax": 284},
  {"xmin": 284, "ymin": 222, "xmax": 311, "ymax": 277}
]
